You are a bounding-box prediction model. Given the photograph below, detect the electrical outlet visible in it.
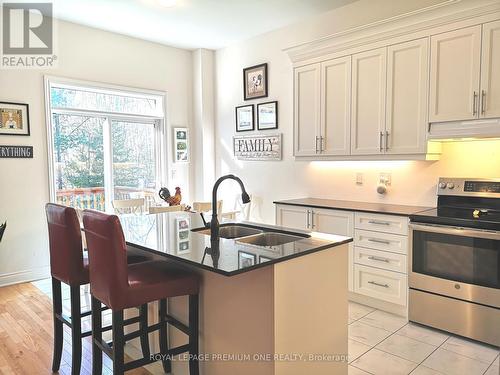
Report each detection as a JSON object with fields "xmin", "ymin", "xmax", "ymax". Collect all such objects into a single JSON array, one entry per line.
[
  {"xmin": 356, "ymin": 173, "xmax": 363, "ymax": 185},
  {"xmin": 379, "ymin": 172, "xmax": 391, "ymax": 185}
]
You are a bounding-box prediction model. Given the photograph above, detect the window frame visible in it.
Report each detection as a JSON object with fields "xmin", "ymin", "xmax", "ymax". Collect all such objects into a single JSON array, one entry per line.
[{"xmin": 44, "ymin": 75, "xmax": 168, "ymax": 212}]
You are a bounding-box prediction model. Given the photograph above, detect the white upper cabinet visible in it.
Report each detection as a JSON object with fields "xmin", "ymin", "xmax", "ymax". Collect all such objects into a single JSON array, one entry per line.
[
  {"xmin": 351, "ymin": 48, "xmax": 387, "ymax": 155},
  {"xmin": 386, "ymin": 38, "xmax": 429, "ymax": 154},
  {"xmin": 294, "ymin": 64, "xmax": 321, "ymax": 156},
  {"xmin": 321, "ymin": 56, "xmax": 351, "ymax": 155},
  {"xmin": 481, "ymin": 20, "xmax": 500, "ymax": 118},
  {"xmin": 429, "ymin": 26, "xmax": 482, "ymax": 122}
]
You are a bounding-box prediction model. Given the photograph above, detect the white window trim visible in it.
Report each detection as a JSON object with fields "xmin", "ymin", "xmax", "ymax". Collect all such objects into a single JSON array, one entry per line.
[{"xmin": 44, "ymin": 75, "xmax": 169, "ymax": 211}]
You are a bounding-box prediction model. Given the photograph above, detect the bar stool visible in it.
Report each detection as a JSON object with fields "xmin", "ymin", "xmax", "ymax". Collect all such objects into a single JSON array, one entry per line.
[
  {"xmin": 45, "ymin": 203, "xmax": 151, "ymax": 375},
  {"xmin": 82, "ymin": 209, "xmax": 200, "ymax": 375}
]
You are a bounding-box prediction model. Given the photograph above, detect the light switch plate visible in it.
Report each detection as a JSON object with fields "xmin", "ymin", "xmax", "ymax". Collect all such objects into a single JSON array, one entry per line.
[
  {"xmin": 356, "ymin": 173, "xmax": 363, "ymax": 185},
  {"xmin": 379, "ymin": 172, "xmax": 391, "ymax": 185}
]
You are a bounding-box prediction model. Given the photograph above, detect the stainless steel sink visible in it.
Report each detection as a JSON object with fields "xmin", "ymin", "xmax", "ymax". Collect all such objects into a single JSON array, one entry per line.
[
  {"xmin": 236, "ymin": 232, "xmax": 306, "ymax": 247},
  {"xmin": 195, "ymin": 225, "xmax": 263, "ymax": 239}
]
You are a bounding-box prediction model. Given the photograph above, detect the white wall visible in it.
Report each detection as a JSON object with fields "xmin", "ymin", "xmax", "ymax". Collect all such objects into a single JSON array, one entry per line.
[
  {"xmin": 0, "ymin": 20, "xmax": 193, "ymax": 285},
  {"xmin": 214, "ymin": 0, "xmax": 500, "ymax": 223}
]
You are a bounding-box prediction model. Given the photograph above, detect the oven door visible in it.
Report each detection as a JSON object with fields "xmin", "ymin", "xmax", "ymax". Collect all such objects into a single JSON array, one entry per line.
[{"xmin": 409, "ymin": 223, "xmax": 500, "ymax": 308}]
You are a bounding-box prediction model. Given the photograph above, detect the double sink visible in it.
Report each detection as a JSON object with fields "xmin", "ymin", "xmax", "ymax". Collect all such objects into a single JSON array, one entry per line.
[{"xmin": 192, "ymin": 223, "xmax": 309, "ymax": 247}]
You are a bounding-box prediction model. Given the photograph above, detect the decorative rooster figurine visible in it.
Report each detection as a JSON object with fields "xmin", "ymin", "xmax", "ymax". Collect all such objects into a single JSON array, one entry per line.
[{"xmin": 166, "ymin": 187, "xmax": 182, "ymax": 206}]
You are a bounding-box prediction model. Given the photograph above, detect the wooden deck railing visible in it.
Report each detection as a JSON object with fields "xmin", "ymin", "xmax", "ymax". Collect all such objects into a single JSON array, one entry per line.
[{"xmin": 56, "ymin": 187, "xmax": 156, "ymax": 211}]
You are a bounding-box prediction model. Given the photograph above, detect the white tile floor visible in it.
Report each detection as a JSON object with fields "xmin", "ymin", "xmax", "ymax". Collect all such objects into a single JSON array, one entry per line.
[
  {"xmin": 31, "ymin": 280, "xmax": 499, "ymax": 375},
  {"xmin": 348, "ymin": 301, "xmax": 500, "ymax": 375}
]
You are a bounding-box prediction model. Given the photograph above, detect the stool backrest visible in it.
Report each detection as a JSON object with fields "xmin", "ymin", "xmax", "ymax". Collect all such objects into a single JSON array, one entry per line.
[
  {"xmin": 82, "ymin": 210, "xmax": 129, "ymax": 308},
  {"xmin": 45, "ymin": 203, "xmax": 85, "ymax": 285}
]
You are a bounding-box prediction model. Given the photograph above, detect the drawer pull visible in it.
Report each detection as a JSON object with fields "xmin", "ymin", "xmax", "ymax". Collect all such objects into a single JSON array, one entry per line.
[
  {"xmin": 368, "ymin": 238, "xmax": 391, "ymax": 245},
  {"xmin": 368, "ymin": 280, "xmax": 389, "ymax": 288},
  {"xmin": 367, "ymin": 256, "xmax": 390, "ymax": 263},
  {"xmin": 368, "ymin": 220, "xmax": 391, "ymax": 226}
]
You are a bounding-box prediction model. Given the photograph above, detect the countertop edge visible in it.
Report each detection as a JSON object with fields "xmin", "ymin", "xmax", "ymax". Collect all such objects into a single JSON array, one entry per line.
[
  {"xmin": 273, "ymin": 198, "xmax": 433, "ymax": 217},
  {"xmin": 126, "ymin": 237, "xmax": 353, "ymax": 277}
]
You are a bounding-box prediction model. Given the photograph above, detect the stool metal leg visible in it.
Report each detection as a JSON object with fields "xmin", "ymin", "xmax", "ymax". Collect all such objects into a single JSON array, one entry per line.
[
  {"xmin": 70, "ymin": 285, "xmax": 82, "ymax": 375},
  {"xmin": 112, "ymin": 310, "xmax": 125, "ymax": 375},
  {"xmin": 159, "ymin": 299, "xmax": 172, "ymax": 373},
  {"xmin": 91, "ymin": 296, "xmax": 102, "ymax": 375},
  {"xmin": 188, "ymin": 294, "xmax": 199, "ymax": 375},
  {"xmin": 51, "ymin": 278, "xmax": 63, "ymax": 372},
  {"xmin": 139, "ymin": 304, "xmax": 151, "ymax": 359}
]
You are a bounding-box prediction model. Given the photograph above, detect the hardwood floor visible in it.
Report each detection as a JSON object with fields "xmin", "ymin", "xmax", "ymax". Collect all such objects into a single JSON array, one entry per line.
[{"xmin": 0, "ymin": 282, "xmax": 154, "ymax": 375}]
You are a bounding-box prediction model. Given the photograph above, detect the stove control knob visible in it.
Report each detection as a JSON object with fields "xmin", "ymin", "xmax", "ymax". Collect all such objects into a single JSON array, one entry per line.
[
  {"xmin": 438, "ymin": 182, "xmax": 447, "ymax": 189},
  {"xmin": 447, "ymin": 182, "xmax": 455, "ymax": 189}
]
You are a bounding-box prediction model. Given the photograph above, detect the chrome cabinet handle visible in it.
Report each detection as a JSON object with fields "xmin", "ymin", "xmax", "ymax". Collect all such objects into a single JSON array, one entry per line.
[
  {"xmin": 385, "ymin": 131, "xmax": 389, "ymax": 151},
  {"xmin": 368, "ymin": 281, "xmax": 389, "ymax": 288},
  {"xmin": 481, "ymin": 90, "xmax": 486, "ymax": 115},
  {"xmin": 306, "ymin": 210, "xmax": 310, "ymax": 228},
  {"xmin": 311, "ymin": 210, "xmax": 315, "ymax": 229},
  {"xmin": 315, "ymin": 136, "xmax": 319, "ymax": 153},
  {"xmin": 368, "ymin": 220, "xmax": 390, "ymax": 226},
  {"xmin": 368, "ymin": 238, "xmax": 391, "ymax": 245},
  {"xmin": 473, "ymin": 91, "xmax": 478, "ymax": 116},
  {"xmin": 379, "ymin": 131, "xmax": 383, "ymax": 152},
  {"xmin": 368, "ymin": 256, "xmax": 390, "ymax": 263},
  {"xmin": 320, "ymin": 136, "xmax": 325, "ymax": 153}
]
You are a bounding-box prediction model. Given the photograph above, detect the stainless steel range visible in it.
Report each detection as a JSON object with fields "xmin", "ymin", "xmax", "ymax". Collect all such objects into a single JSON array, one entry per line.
[{"xmin": 409, "ymin": 178, "xmax": 500, "ymax": 347}]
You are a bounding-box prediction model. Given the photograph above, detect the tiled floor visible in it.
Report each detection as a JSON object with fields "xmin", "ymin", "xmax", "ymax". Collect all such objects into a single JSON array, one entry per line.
[
  {"xmin": 348, "ymin": 301, "xmax": 500, "ymax": 375},
  {"xmin": 31, "ymin": 279, "xmax": 499, "ymax": 375}
]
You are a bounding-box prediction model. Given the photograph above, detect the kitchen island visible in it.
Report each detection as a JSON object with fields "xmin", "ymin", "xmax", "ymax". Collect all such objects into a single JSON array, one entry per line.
[{"xmin": 119, "ymin": 211, "xmax": 352, "ymax": 375}]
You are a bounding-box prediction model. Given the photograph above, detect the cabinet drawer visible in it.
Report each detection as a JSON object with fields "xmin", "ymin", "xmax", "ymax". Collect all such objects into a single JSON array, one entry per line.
[
  {"xmin": 354, "ymin": 229, "xmax": 408, "ymax": 254},
  {"xmin": 355, "ymin": 212, "xmax": 408, "ymax": 235},
  {"xmin": 354, "ymin": 247, "xmax": 407, "ymax": 274},
  {"xmin": 354, "ymin": 264, "xmax": 407, "ymax": 306}
]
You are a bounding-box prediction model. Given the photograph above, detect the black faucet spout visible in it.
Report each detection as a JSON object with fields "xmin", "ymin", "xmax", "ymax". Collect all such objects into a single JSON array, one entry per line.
[{"xmin": 210, "ymin": 174, "xmax": 250, "ymax": 244}]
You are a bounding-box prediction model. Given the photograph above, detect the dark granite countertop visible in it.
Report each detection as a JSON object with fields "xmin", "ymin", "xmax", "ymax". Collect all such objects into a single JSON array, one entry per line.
[
  {"xmin": 274, "ymin": 198, "xmax": 433, "ymax": 216},
  {"xmin": 119, "ymin": 212, "xmax": 352, "ymax": 277}
]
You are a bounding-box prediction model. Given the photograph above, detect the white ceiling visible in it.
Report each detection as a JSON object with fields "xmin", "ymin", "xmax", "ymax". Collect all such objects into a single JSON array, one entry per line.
[{"xmin": 52, "ymin": 0, "xmax": 357, "ymax": 50}]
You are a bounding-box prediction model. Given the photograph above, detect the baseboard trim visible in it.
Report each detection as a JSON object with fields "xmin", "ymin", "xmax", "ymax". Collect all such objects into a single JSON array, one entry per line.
[{"xmin": 0, "ymin": 266, "xmax": 50, "ymax": 287}]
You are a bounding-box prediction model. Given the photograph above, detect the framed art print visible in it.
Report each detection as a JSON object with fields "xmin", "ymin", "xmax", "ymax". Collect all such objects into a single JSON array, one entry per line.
[
  {"xmin": 243, "ymin": 63, "xmax": 268, "ymax": 100},
  {"xmin": 257, "ymin": 101, "xmax": 278, "ymax": 130},
  {"xmin": 174, "ymin": 127, "xmax": 189, "ymax": 163},
  {"xmin": 0, "ymin": 102, "xmax": 30, "ymax": 136},
  {"xmin": 235, "ymin": 105, "xmax": 254, "ymax": 132}
]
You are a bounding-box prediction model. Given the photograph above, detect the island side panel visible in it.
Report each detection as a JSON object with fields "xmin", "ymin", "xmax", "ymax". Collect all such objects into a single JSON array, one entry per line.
[
  {"xmin": 273, "ymin": 244, "xmax": 349, "ymax": 375},
  {"xmin": 168, "ymin": 266, "xmax": 275, "ymax": 375}
]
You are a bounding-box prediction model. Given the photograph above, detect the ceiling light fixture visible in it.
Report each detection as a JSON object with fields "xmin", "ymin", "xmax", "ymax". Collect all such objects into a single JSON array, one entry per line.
[{"xmin": 157, "ymin": 0, "xmax": 177, "ymax": 7}]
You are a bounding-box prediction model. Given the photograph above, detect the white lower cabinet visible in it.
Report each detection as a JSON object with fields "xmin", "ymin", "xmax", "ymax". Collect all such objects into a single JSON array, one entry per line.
[
  {"xmin": 275, "ymin": 204, "xmax": 409, "ymax": 307},
  {"xmin": 354, "ymin": 264, "xmax": 408, "ymax": 306}
]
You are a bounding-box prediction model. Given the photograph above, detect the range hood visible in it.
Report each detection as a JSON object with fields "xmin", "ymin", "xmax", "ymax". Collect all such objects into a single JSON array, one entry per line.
[{"xmin": 428, "ymin": 118, "xmax": 500, "ymax": 140}]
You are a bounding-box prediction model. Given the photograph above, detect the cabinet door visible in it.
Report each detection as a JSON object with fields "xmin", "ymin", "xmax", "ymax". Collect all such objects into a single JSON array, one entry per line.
[
  {"xmin": 351, "ymin": 48, "xmax": 387, "ymax": 155},
  {"xmin": 429, "ymin": 26, "xmax": 481, "ymax": 122},
  {"xmin": 312, "ymin": 208, "xmax": 354, "ymax": 292},
  {"xmin": 321, "ymin": 56, "xmax": 351, "ymax": 155},
  {"xmin": 294, "ymin": 64, "xmax": 321, "ymax": 156},
  {"xmin": 480, "ymin": 20, "xmax": 500, "ymax": 118},
  {"xmin": 386, "ymin": 38, "xmax": 429, "ymax": 154},
  {"xmin": 275, "ymin": 204, "xmax": 308, "ymax": 231}
]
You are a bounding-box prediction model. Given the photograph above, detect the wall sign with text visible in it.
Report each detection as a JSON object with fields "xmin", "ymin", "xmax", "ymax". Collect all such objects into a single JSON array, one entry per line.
[
  {"xmin": 0, "ymin": 145, "xmax": 33, "ymax": 158},
  {"xmin": 233, "ymin": 134, "xmax": 281, "ymax": 161}
]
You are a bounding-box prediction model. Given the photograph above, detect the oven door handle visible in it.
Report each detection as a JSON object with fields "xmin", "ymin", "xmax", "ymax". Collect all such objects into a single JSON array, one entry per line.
[{"xmin": 409, "ymin": 223, "xmax": 500, "ymax": 240}]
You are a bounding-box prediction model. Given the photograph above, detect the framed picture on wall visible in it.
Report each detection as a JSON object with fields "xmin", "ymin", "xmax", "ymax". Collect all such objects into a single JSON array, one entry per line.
[
  {"xmin": 257, "ymin": 101, "xmax": 278, "ymax": 130},
  {"xmin": 174, "ymin": 127, "xmax": 189, "ymax": 163},
  {"xmin": 235, "ymin": 105, "xmax": 254, "ymax": 132},
  {"xmin": 243, "ymin": 63, "xmax": 268, "ymax": 100},
  {"xmin": 0, "ymin": 102, "xmax": 30, "ymax": 136}
]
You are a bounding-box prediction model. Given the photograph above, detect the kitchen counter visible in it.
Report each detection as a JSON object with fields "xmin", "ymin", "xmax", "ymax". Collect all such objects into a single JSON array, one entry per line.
[
  {"xmin": 274, "ymin": 197, "xmax": 433, "ymax": 216},
  {"xmin": 120, "ymin": 211, "xmax": 350, "ymax": 375},
  {"xmin": 119, "ymin": 211, "xmax": 351, "ymax": 276}
]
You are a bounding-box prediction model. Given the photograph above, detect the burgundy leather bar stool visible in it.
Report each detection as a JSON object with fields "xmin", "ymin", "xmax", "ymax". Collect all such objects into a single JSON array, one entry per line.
[
  {"xmin": 82, "ymin": 209, "xmax": 200, "ymax": 375},
  {"xmin": 45, "ymin": 203, "xmax": 151, "ymax": 375}
]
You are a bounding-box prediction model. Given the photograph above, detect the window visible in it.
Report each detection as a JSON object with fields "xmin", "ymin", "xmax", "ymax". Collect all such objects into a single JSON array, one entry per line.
[{"xmin": 45, "ymin": 77, "xmax": 165, "ymax": 212}]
